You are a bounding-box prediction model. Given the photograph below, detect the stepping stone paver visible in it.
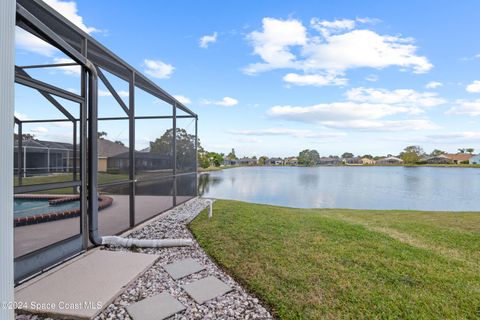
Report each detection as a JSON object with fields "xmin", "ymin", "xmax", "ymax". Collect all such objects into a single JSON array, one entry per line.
[
  {"xmin": 126, "ymin": 292, "xmax": 186, "ymax": 320},
  {"xmin": 182, "ymin": 276, "xmax": 233, "ymax": 304},
  {"xmin": 163, "ymin": 258, "xmax": 206, "ymax": 280}
]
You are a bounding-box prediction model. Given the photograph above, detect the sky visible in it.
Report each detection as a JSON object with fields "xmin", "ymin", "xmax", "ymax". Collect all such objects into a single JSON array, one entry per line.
[{"xmin": 13, "ymin": 0, "xmax": 480, "ymax": 158}]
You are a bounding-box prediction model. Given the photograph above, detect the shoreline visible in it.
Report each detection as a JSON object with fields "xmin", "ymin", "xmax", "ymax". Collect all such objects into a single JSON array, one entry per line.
[{"xmin": 198, "ymin": 163, "xmax": 480, "ymax": 172}]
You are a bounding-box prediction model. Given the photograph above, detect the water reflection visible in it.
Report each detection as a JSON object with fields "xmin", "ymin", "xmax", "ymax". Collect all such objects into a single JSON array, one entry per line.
[{"xmin": 198, "ymin": 166, "xmax": 480, "ymax": 211}]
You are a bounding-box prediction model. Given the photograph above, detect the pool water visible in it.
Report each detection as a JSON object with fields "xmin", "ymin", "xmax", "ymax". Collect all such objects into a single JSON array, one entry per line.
[{"xmin": 14, "ymin": 198, "xmax": 80, "ymax": 218}]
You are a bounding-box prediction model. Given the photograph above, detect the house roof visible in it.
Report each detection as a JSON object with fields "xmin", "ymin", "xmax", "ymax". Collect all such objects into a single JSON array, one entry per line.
[
  {"xmin": 14, "ymin": 138, "xmax": 73, "ymax": 150},
  {"xmin": 445, "ymin": 153, "xmax": 473, "ymax": 162},
  {"xmin": 98, "ymin": 139, "xmax": 129, "ymax": 158},
  {"xmin": 110, "ymin": 151, "xmax": 170, "ymax": 160},
  {"xmin": 378, "ymin": 156, "xmax": 403, "ymax": 162},
  {"xmin": 423, "ymin": 154, "xmax": 452, "ymax": 161}
]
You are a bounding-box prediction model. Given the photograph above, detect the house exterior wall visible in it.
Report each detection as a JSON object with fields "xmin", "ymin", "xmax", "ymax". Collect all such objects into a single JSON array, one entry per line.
[
  {"xmin": 361, "ymin": 158, "xmax": 375, "ymax": 165},
  {"xmin": 469, "ymin": 155, "xmax": 480, "ymax": 164},
  {"xmin": 98, "ymin": 158, "xmax": 108, "ymax": 172},
  {"xmin": 0, "ymin": 0, "xmax": 15, "ymax": 315}
]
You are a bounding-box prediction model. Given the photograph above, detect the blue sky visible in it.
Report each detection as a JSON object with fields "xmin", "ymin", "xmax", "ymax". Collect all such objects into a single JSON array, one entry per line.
[{"xmin": 14, "ymin": 0, "xmax": 480, "ymax": 157}]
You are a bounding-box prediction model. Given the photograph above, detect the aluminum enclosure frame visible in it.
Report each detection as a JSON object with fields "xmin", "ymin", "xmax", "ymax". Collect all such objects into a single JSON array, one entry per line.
[{"xmin": 13, "ymin": 0, "xmax": 198, "ymax": 283}]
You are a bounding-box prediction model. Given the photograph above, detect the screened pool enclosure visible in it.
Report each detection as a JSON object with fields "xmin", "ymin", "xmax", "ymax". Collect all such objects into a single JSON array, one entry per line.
[{"xmin": 13, "ymin": 0, "xmax": 198, "ymax": 283}]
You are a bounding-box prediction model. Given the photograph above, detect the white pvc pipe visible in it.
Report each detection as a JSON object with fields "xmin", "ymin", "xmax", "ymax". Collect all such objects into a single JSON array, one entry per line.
[
  {"xmin": 207, "ymin": 199, "xmax": 213, "ymax": 218},
  {"xmin": 0, "ymin": 0, "xmax": 15, "ymax": 317},
  {"xmin": 101, "ymin": 236, "xmax": 192, "ymax": 248}
]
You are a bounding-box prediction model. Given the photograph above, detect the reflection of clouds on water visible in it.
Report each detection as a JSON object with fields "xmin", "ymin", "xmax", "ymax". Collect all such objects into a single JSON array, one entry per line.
[
  {"xmin": 199, "ymin": 166, "xmax": 480, "ymax": 211},
  {"xmin": 298, "ymin": 173, "xmax": 318, "ymax": 188}
]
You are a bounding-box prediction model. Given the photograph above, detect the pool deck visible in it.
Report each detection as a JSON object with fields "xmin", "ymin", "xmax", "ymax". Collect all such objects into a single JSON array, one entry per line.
[{"xmin": 14, "ymin": 195, "xmax": 191, "ymax": 258}]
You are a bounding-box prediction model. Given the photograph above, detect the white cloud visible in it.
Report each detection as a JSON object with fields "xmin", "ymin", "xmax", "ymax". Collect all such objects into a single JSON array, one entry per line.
[
  {"xmin": 201, "ymin": 97, "xmax": 238, "ymax": 107},
  {"xmin": 229, "ymin": 128, "xmax": 346, "ymax": 139},
  {"xmin": 98, "ymin": 89, "xmax": 128, "ymax": 97},
  {"xmin": 266, "ymin": 87, "xmax": 444, "ymax": 131},
  {"xmin": 267, "ymin": 102, "xmax": 409, "ymax": 123},
  {"xmin": 365, "ymin": 74, "xmax": 379, "ymax": 82},
  {"xmin": 53, "ymin": 57, "xmax": 80, "ymax": 76},
  {"xmin": 426, "ymin": 81, "xmax": 443, "ymax": 89},
  {"xmin": 199, "ymin": 32, "xmax": 218, "ymax": 48},
  {"xmin": 466, "ymin": 80, "xmax": 480, "ymax": 93},
  {"xmin": 283, "ymin": 72, "xmax": 347, "ymax": 86},
  {"xmin": 426, "ymin": 131, "xmax": 480, "ymax": 142},
  {"xmin": 14, "ymin": 112, "xmax": 29, "ymax": 121},
  {"xmin": 302, "ymin": 29, "xmax": 432, "ymax": 74},
  {"xmin": 233, "ymin": 137, "xmax": 263, "ymax": 143},
  {"xmin": 320, "ymin": 119, "xmax": 438, "ymax": 131},
  {"xmin": 143, "ymin": 59, "xmax": 174, "ymax": 79},
  {"xmin": 244, "ymin": 18, "xmax": 307, "ymax": 74},
  {"xmin": 16, "ymin": 0, "xmax": 98, "ymax": 57},
  {"xmin": 173, "ymin": 95, "xmax": 191, "ymax": 105},
  {"xmin": 30, "ymin": 127, "xmax": 49, "ymax": 133},
  {"xmin": 244, "ymin": 17, "xmax": 432, "ymax": 86},
  {"xmin": 44, "ymin": 0, "xmax": 99, "ymax": 33},
  {"xmin": 346, "ymin": 87, "xmax": 446, "ymax": 110},
  {"xmin": 446, "ymin": 99, "xmax": 480, "ymax": 116},
  {"xmin": 310, "ymin": 18, "xmax": 356, "ymax": 38},
  {"xmin": 15, "ymin": 28, "xmax": 59, "ymax": 57}
]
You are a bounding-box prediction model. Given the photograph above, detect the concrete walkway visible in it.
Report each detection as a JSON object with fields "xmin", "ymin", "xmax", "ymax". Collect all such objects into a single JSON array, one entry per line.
[{"xmin": 15, "ymin": 250, "xmax": 158, "ymax": 319}]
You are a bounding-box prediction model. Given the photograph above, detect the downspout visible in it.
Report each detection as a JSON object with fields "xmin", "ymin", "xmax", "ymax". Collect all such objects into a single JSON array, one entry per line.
[{"xmin": 85, "ymin": 60, "xmax": 102, "ymax": 246}]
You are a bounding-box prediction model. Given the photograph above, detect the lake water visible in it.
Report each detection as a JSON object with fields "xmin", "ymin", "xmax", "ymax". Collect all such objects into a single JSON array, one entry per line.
[{"xmin": 198, "ymin": 166, "xmax": 480, "ymax": 211}]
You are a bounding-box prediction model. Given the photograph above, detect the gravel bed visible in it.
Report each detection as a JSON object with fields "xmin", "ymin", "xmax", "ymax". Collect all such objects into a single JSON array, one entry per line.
[
  {"xmin": 16, "ymin": 197, "xmax": 272, "ymax": 320},
  {"xmin": 95, "ymin": 197, "xmax": 272, "ymax": 320}
]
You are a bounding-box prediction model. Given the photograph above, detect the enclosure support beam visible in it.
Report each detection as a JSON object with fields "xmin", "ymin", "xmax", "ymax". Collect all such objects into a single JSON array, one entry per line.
[
  {"xmin": 18, "ymin": 62, "xmax": 78, "ymax": 69},
  {"xmin": 18, "ymin": 120, "xmax": 23, "ymax": 185},
  {"xmin": 15, "ymin": 68, "xmax": 78, "ymax": 121},
  {"xmin": 0, "ymin": 0, "xmax": 16, "ymax": 316},
  {"xmin": 173, "ymin": 103, "xmax": 177, "ymax": 206},
  {"xmin": 15, "ymin": 68, "xmax": 84, "ymax": 105},
  {"xmin": 195, "ymin": 116, "xmax": 198, "ymax": 196},
  {"xmin": 98, "ymin": 67, "xmax": 129, "ymax": 116},
  {"xmin": 73, "ymin": 121, "xmax": 77, "ymax": 183},
  {"xmin": 129, "ymin": 71, "xmax": 136, "ymax": 228}
]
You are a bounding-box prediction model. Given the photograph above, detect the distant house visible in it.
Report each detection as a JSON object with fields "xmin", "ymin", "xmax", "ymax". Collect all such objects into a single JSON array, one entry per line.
[
  {"xmin": 344, "ymin": 157, "xmax": 363, "ymax": 165},
  {"xmin": 423, "ymin": 155, "xmax": 453, "ymax": 164},
  {"xmin": 98, "ymin": 139, "xmax": 129, "ymax": 172},
  {"xmin": 223, "ymin": 158, "xmax": 238, "ymax": 166},
  {"xmin": 284, "ymin": 157, "xmax": 298, "ymax": 166},
  {"xmin": 469, "ymin": 154, "xmax": 480, "ymax": 164},
  {"xmin": 376, "ymin": 156, "xmax": 404, "ymax": 165},
  {"xmin": 445, "ymin": 153, "xmax": 473, "ymax": 164},
  {"xmin": 317, "ymin": 157, "xmax": 341, "ymax": 165},
  {"xmin": 14, "ymin": 138, "xmax": 75, "ymax": 176},
  {"xmin": 237, "ymin": 157, "xmax": 257, "ymax": 166},
  {"xmin": 108, "ymin": 150, "xmax": 172, "ymax": 173},
  {"xmin": 361, "ymin": 157, "xmax": 375, "ymax": 165},
  {"xmin": 266, "ymin": 157, "xmax": 283, "ymax": 165}
]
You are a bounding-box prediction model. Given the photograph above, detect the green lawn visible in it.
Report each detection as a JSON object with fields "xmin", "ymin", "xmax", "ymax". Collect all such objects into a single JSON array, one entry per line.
[
  {"xmin": 190, "ymin": 200, "xmax": 480, "ymax": 319},
  {"xmin": 198, "ymin": 165, "xmax": 236, "ymax": 172}
]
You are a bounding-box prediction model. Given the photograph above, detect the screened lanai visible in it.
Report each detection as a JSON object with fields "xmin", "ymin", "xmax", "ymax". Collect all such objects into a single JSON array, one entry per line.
[{"xmin": 13, "ymin": 0, "xmax": 198, "ymax": 283}]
